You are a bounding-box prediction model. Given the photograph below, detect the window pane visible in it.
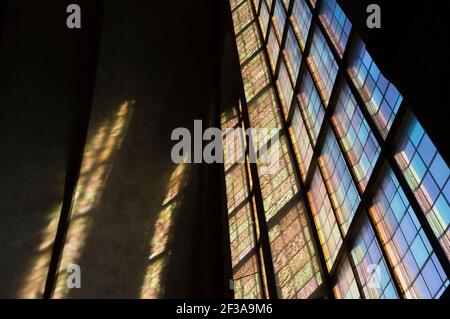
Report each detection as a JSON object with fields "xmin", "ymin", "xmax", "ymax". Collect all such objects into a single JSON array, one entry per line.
[
  {"xmin": 319, "ymin": 0, "xmax": 351, "ymax": 58},
  {"xmin": 297, "ymin": 67, "xmax": 325, "ymax": 145},
  {"xmin": 259, "ymin": 0, "xmax": 270, "ymax": 39},
  {"xmin": 273, "ymin": 0, "xmax": 287, "ymax": 42},
  {"xmin": 319, "ymin": 128, "xmax": 361, "ymax": 235},
  {"xmin": 351, "ymin": 216, "xmax": 399, "ymax": 299},
  {"xmin": 242, "ymin": 51, "xmax": 271, "ymax": 101},
  {"xmin": 369, "ymin": 167, "xmax": 449, "ymax": 298},
  {"xmin": 232, "ymin": 0, "xmax": 254, "ymax": 34},
  {"xmin": 236, "ymin": 22, "xmax": 262, "ymax": 65},
  {"xmin": 268, "ymin": 201, "xmax": 324, "ymax": 298},
  {"xmin": 348, "ymin": 39, "xmax": 403, "ymax": 139},
  {"xmin": 290, "ymin": 106, "xmax": 313, "ymax": 181},
  {"xmin": 395, "ymin": 114, "xmax": 450, "ymax": 261},
  {"xmin": 277, "ymin": 59, "xmax": 294, "ymax": 118},
  {"xmin": 284, "ymin": 24, "xmax": 303, "ymax": 84},
  {"xmin": 333, "ymin": 257, "xmax": 360, "ymax": 299},
  {"xmin": 308, "ymin": 168, "xmax": 343, "ymax": 271},
  {"xmin": 257, "ymin": 135, "xmax": 299, "ymax": 221},
  {"xmin": 267, "ymin": 24, "xmax": 280, "ymax": 72},
  {"xmin": 221, "ymin": 106, "xmax": 264, "ymax": 299},
  {"xmin": 332, "ymin": 82, "xmax": 381, "ymax": 192},
  {"xmin": 307, "ymin": 27, "xmax": 339, "ymax": 106},
  {"xmin": 291, "ymin": 0, "xmax": 312, "ymax": 51},
  {"xmin": 248, "ymin": 87, "xmax": 283, "ymax": 148}
]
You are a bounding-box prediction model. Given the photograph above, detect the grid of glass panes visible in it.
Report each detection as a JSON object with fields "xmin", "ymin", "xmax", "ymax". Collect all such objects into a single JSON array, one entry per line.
[
  {"xmin": 229, "ymin": 0, "xmax": 450, "ymax": 299},
  {"xmin": 290, "ymin": 105, "xmax": 314, "ymax": 181},
  {"xmin": 318, "ymin": 0, "xmax": 351, "ymax": 58},
  {"xmin": 347, "ymin": 40, "xmax": 403, "ymax": 140},
  {"xmin": 369, "ymin": 168, "xmax": 449, "ymax": 298},
  {"xmin": 394, "ymin": 114, "xmax": 450, "ymax": 261},
  {"xmin": 308, "ymin": 168, "xmax": 343, "ymax": 271},
  {"xmin": 297, "ymin": 67, "xmax": 325, "ymax": 145},
  {"xmin": 283, "ymin": 24, "xmax": 303, "ymax": 84},
  {"xmin": 277, "ymin": 59, "xmax": 294, "ymax": 117},
  {"xmin": 259, "ymin": 0, "xmax": 270, "ymax": 39},
  {"xmin": 333, "ymin": 257, "xmax": 360, "ymax": 299},
  {"xmin": 318, "ymin": 128, "xmax": 361, "ymax": 236},
  {"xmin": 229, "ymin": 0, "xmax": 327, "ymax": 299},
  {"xmin": 236, "ymin": 22, "xmax": 262, "ymax": 65},
  {"xmin": 267, "ymin": 24, "xmax": 280, "ymax": 72},
  {"xmin": 307, "ymin": 26, "xmax": 339, "ymax": 107},
  {"xmin": 291, "ymin": 0, "xmax": 312, "ymax": 51},
  {"xmin": 273, "ymin": 0, "xmax": 287, "ymax": 42},
  {"xmin": 350, "ymin": 216, "xmax": 399, "ymax": 299},
  {"xmin": 332, "ymin": 82, "xmax": 381, "ymax": 192},
  {"xmin": 221, "ymin": 107, "xmax": 264, "ymax": 299}
]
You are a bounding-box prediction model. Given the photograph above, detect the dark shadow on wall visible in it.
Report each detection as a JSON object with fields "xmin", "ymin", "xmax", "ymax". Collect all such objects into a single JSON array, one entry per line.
[
  {"xmin": 50, "ymin": 0, "xmax": 227, "ymax": 298},
  {"xmin": 0, "ymin": 0, "xmax": 102, "ymax": 298}
]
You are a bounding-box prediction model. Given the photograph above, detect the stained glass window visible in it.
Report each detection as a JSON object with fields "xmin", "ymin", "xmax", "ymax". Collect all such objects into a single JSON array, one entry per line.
[
  {"xmin": 308, "ymin": 168, "xmax": 343, "ymax": 271},
  {"xmin": 248, "ymin": 87, "xmax": 283, "ymax": 148},
  {"xmin": 267, "ymin": 25, "xmax": 280, "ymax": 72},
  {"xmin": 221, "ymin": 107, "xmax": 264, "ymax": 299},
  {"xmin": 348, "ymin": 39, "xmax": 403, "ymax": 139},
  {"xmin": 233, "ymin": 255, "xmax": 264, "ymax": 298},
  {"xmin": 297, "ymin": 67, "xmax": 325, "ymax": 145},
  {"xmin": 236, "ymin": 22, "xmax": 262, "ymax": 65},
  {"xmin": 291, "ymin": 0, "xmax": 312, "ymax": 51},
  {"xmin": 369, "ymin": 167, "xmax": 449, "ymax": 298},
  {"xmin": 259, "ymin": 0, "xmax": 270, "ymax": 39},
  {"xmin": 273, "ymin": 0, "xmax": 287, "ymax": 42},
  {"xmin": 227, "ymin": 0, "xmax": 449, "ymax": 300},
  {"xmin": 332, "ymin": 82, "xmax": 381, "ymax": 192},
  {"xmin": 268, "ymin": 201, "xmax": 323, "ymax": 298},
  {"xmin": 333, "ymin": 258, "xmax": 360, "ymax": 299},
  {"xmin": 307, "ymin": 26, "xmax": 339, "ymax": 106},
  {"xmin": 395, "ymin": 114, "xmax": 450, "ymax": 261},
  {"xmin": 351, "ymin": 216, "xmax": 399, "ymax": 299},
  {"xmin": 319, "ymin": 128, "xmax": 360, "ymax": 235},
  {"xmin": 257, "ymin": 135, "xmax": 299, "ymax": 221},
  {"xmin": 242, "ymin": 51, "xmax": 271, "ymax": 101},
  {"xmin": 319, "ymin": 0, "xmax": 351, "ymax": 58},
  {"xmin": 283, "ymin": 24, "xmax": 302, "ymax": 84},
  {"xmin": 232, "ymin": 0, "xmax": 254, "ymax": 34},
  {"xmin": 277, "ymin": 59, "xmax": 294, "ymax": 118},
  {"xmin": 290, "ymin": 106, "xmax": 313, "ymax": 181}
]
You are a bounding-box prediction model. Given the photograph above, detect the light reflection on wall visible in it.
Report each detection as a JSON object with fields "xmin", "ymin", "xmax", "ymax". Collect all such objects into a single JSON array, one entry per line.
[
  {"xmin": 140, "ymin": 160, "xmax": 190, "ymax": 298},
  {"xmin": 53, "ymin": 101, "xmax": 134, "ymax": 298},
  {"xmin": 18, "ymin": 205, "xmax": 62, "ymax": 298}
]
